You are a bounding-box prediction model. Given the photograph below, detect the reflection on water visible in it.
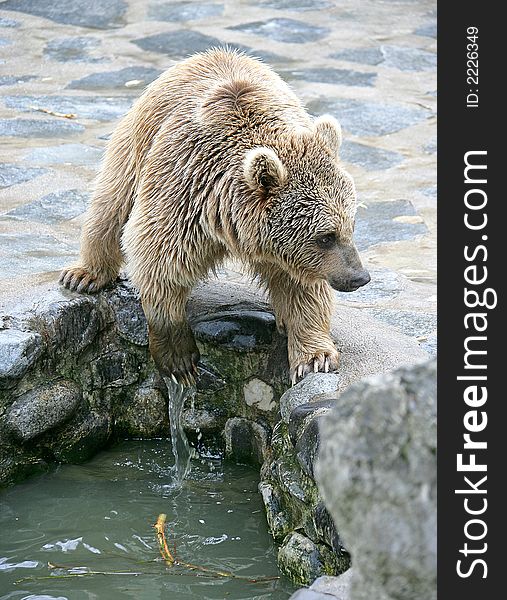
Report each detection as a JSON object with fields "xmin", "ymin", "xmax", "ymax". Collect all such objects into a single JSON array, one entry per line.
[{"xmin": 0, "ymin": 440, "xmax": 296, "ymax": 600}]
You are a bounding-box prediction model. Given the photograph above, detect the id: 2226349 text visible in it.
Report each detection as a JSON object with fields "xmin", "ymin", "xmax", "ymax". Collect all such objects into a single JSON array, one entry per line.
[{"xmin": 466, "ymin": 26, "xmax": 479, "ymax": 108}]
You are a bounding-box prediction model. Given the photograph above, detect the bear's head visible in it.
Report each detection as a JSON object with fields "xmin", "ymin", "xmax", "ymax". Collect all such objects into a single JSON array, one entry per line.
[{"xmin": 243, "ymin": 115, "xmax": 370, "ymax": 292}]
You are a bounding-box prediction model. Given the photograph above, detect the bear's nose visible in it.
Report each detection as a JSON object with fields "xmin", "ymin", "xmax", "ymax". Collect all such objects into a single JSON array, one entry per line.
[{"xmin": 350, "ymin": 270, "xmax": 371, "ymax": 289}]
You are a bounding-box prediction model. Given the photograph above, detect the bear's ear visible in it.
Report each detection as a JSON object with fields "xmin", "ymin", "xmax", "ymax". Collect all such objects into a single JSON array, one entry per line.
[
  {"xmin": 314, "ymin": 115, "xmax": 342, "ymax": 157},
  {"xmin": 243, "ymin": 147, "xmax": 286, "ymax": 194}
]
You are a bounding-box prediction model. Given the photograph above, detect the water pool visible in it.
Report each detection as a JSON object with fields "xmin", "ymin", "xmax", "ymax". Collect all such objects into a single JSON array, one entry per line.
[{"xmin": 0, "ymin": 440, "xmax": 296, "ymax": 600}]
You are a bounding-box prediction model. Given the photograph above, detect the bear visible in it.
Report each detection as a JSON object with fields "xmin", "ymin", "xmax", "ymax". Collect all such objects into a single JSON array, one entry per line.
[{"xmin": 60, "ymin": 48, "xmax": 370, "ymax": 386}]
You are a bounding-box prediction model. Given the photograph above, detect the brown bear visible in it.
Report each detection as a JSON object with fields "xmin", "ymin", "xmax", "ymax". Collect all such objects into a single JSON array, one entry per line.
[{"xmin": 60, "ymin": 48, "xmax": 370, "ymax": 385}]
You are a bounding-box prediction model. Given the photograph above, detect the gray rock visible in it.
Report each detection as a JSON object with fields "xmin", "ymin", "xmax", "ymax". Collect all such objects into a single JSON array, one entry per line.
[
  {"xmin": 279, "ymin": 68, "xmax": 375, "ymax": 87},
  {"xmin": 307, "ymin": 98, "xmax": 430, "ymax": 137},
  {"xmin": 43, "ymin": 36, "xmax": 104, "ymax": 63},
  {"xmin": 0, "ymin": 329, "xmax": 43, "ymax": 390},
  {"xmin": 148, "ymin": 2, "xmax": 224, "ymax": 22},
  {"xmin": 1, "ymin": 0, "xmax": 127, "ymax": 29},
  {"xmin": 288, "ymin": 397, "xmax": 334, "ymax": 445},
  {"xmin": 51, "ymin": 411, "xmax": 111, "ymax": 463},
  {"xmin": 5, "ymin": 189, "xmax": 89, "ymax": 224},
  {"xmin": 24, "ymin": 143, "xmax": 103, "ymax": 166},
  {"xmin": 295, "ymin": 416, "xmax": 322, "ymax": 478},
  {"xmin": 224, "ymin": 417, "xmax": 269, "ymax": 464},
  {"xmin": 309, "ymin": 570, "xmax": 354, "ymax": 599},
  {"xmin": 0, "ymin": 118, "xmax": 85, "ymax": 138},
  {"xmin": 31, "ymin": 295, "xmax": 103, "ymax": 356},
  {"xmin": 353, "ymin": 199, "xmax": 428, "ymax": 251},
  {"xmin": 340, "ymin": 141, "xmax": 403, "ymax": 171},
  {"xmin": 115, "ymin": 378, "xmax": 167, "ymax": 438},
  {"xmin": 0, "ymin": 444, "xmax": 48, "ymax": 486},
  {"xmin": 259, "ymin": 480, "xmax": 292, "ymax": 540},
  {"xmin": 67, "ymin": 66, "xmax": 162, "ymax": 91},
  {"xmin": 109, "ymin": 283, "xmax": 148, "ymax": 346},
  {"xmin": 6, "ymin": 380, "xmax": 82, "ymax": 442},
  {"xmin": 289, "ymin": 590, "xmax": 336, "ymax": 600},
  {"xmin": 278, "ymin": 532, "xmax": 345, "ymax": 585},
  {"xmin": 132, "ymin": 30, "xmax": 222, "ymax": 58},
  {"xmin": 0, "ymin": 163, "xmax": 47, "ymax": 189},
  {"xmin": 280, "ymin": 373, "xmax": 340, "ymax": 423},
  {"xmin": 229, "ymin": 18, "xmax": 330, "ymax": 43},
  {"xmin": 334, "ymin": 267, "xmax": 404, "ymax": 305},
  {"xmin": 193, "ymin": 310, "xmax": 276, "ymax": 351},
  {"xmin": 90, "ymin": 351, "xmax": 140, "ymax": 388},
  {"xmin": 329, "ymin": 47, "xmax": 384, "ymax": 66},
  {"xmin": 257, "ymin": 0, "xmax": 333, "ymax": 10},
  {"xmin": 315, "ymin": 360, "xmax": 437, "ymax": 600},
  {"xmin": 313, "ymin": 501, "xmax": 343, "ymax": 555},
  {"xmin": 3, "ymin": 95, "xmax": 132, "ymax": 123},
  {"xmin": 381, "ymin": 46, "xmax": 436, "ymax": 72}
]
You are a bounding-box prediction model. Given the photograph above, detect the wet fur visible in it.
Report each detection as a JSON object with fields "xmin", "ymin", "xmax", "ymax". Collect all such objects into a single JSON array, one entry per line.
[{"xmin": 60, "ymin": 48, "xmax": 365, "ymax": 383}]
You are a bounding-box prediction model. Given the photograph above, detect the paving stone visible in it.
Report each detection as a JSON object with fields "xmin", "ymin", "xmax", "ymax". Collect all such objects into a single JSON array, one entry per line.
[
  {"xmin": 329, "ymin": 45, "xmax": 436, "ymax": 71},
  {"xmin": 329, "ymin": 47, "xmax": 384, "ymax": 66},
  {"xmin": 307, "ymin": 98, "xmax": 430, "ymax": 136},
  {"xmin": 24, "ymin": 143, "xmax": 103, "ymax": 166},
  {"xmin": 66, "ymin": 66, "xmax": 162, "ymax": 91},
  {"xmin": 148, "ymin": 1, "xmax": 224, "ymax": 22},
  {"xmin": 132, "ymin": 30, "xmax": 222, "ymax": 57},
  {"xmin": 5, "ymin": 189, "xmax": 89, "ymax": 224},
  {"xmin": 256, "ymin": 0, "xmax": 333, "ymax": 10},
  {"xmin": 0, "ymin": 233, "xmax": 78, "ymax": 277},
  {"xmin": 0, "ymin": 163, "xmax": 47, "ymax": 189},
  {"xmin": 279, "ymin": 67, "xmax": 375, "ymax": 87},
  {"xmin": 1, "ymin": 0, "xmax": 128, "ymax": 30},
  {"xmin": 414, "ymin": 22, "xmax": 437, "ymax": 38},
  {"xmin": 353, "ymin": 199, "xmax": 428, "ymax": 250},
  {"xmin": 381, "ymin": 45, "xmax": 436, "ymax": 72},
  {"xmin": 43, "ymin": 36, "xmax": 105, "ymax": 63},
  {"xmin": 0, "ymin": 118, "xmax": 85, "ymax": 137},
  {"xmin": 334, "ymin": 267, "xmax": 404, "ymax": 304},
  {"xmin": 0, "ymin": 75, "xmax": 36, "ymax": 86},
  {"xmin": 3, "ymin": 95, "xmax": 133, "ymax": 122},
  {"xmin": 340, "ymin": 140, "xmax": 403, "ymax": 171},
  {"xmin": 366, "ymin": 308, "xmax": 437, "ymax": 339},
  {"xmin": 229, "ymin": 18, "xmax": 330, "ymax": 44},
  {"xmin": 0, "ymin": 17, "xmax": 20, "ymax": 27}
]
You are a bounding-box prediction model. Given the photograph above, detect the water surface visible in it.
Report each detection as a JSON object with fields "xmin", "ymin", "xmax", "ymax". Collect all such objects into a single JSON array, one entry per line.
[{"xmin": 0, "ymin": 440, "xmax": 296, "ymax": 600}]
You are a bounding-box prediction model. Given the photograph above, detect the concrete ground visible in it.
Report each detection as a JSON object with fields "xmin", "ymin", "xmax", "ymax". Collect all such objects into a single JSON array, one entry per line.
[{"xmin": 0, "ymin": 0, "xmax": 436, "ymax": 352}]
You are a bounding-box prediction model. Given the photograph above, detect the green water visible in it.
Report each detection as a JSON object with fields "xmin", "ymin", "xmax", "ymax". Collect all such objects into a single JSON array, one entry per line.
[{"xmin": 0, "ymin": 441, "xmax": 296, "ymax": 600}]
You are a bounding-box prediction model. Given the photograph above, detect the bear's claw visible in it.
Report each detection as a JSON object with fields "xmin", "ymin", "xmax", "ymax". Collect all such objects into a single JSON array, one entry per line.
[
  {"xmin": 290, "ymin": 349, "xmax": 340, "ymax": 385},
  {"xmin": 59, "ymin": 266, "xmax": 109, "ymax": 294}
]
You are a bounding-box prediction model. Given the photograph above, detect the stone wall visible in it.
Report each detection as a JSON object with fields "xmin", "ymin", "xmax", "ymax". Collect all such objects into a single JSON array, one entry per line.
[{"xmin": 0, "ymin": 275, "xmax": 428, "ymax": 584}]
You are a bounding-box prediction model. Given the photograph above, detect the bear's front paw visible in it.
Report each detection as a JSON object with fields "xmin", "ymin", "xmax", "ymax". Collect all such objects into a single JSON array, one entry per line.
[
  {"xmin": 290, "ymin": 348, "xmax": 340, "ymax": 385},
  {"xmin": 59, "ymin": 265, "xmax": 113, "ymax": 294},
  {"xmin": 149, "ymin": 323, "xmax": 200, "ymax": 387}
]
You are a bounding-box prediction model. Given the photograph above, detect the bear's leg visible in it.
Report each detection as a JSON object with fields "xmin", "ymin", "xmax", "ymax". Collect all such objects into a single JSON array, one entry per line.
[
  {"xmin": 142, "ymin": 286, "xmax": 200, "ymax": 387},
  {"xmin": 261, "ymin": 267, "xmax": 340, "ymax": 383},
  {"xmin": 60, "ymin": 119, "xmax": 136, "ymax": 293}
]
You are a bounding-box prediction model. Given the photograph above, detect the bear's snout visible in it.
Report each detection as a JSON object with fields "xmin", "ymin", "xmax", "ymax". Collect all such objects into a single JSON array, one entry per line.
[{"xmin": 328, "ymin": 269, "xmax": 371, "ymax": 292}]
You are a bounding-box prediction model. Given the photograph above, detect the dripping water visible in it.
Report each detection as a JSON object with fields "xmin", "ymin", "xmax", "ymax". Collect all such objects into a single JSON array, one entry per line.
[{"xmin": 163, "ymin": 377, "xmax": 197, "ymax": 483}]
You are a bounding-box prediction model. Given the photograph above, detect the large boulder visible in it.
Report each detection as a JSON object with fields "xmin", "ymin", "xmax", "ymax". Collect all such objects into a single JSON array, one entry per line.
[{"xmin": 315, "ymin": 360, "xmax": 437, "ymax": 600}]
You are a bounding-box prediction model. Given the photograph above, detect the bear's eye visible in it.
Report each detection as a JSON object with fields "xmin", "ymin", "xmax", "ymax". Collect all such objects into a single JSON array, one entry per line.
[{"xmin": 315, "ymin": 232, "xmax": 337, "ymax": 250}]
